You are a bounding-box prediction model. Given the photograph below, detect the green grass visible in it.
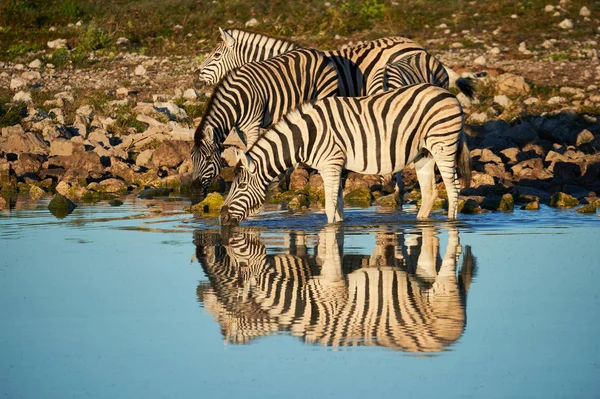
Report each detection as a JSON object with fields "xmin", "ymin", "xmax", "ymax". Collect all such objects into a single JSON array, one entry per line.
[{"xmin": 0, "ymin": 97, "xmax": 26, "ymax": 128}]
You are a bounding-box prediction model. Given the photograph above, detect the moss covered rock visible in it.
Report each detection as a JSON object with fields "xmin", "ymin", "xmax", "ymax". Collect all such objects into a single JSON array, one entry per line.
[
  {"xmin": 498, "ymin": 193, "xmax": 514, "ymax": 211},
  {"xmin": 109, "ymin": 199, "xmax": 124, "ymax": 207},
  {"xmin": 0, "ymin": 196, "xmax": 7, "ymax": 210},
  {"xmin": 460, "ymin": 198, "xmax": 482, "ymax": 214},
  {"xmin": 29, "ymin": 185, "xmax": 45, "ymax": 200},
  {"xmin": 344, "ymin": 188, "xmax": 372, "ymax": 207},
  {"xmin": 287, "ymin": 193, "xmax": 309, "ymax": 211},
  {"xmin": 575, "ymin": 204, "xmax": 597, "ymax": 214},
  {"xmin": 48, "ymin": 193, "xmax": 77, "ymax": 218},
  {"xmin": 376, "ymin": 193, "xmax": 401, "ymax": 207},
  {"xmin": 186, "ymin": 192, "xmax": 224, "ymax": 216},
  {"xmin": 549, "ymin": 192, "xmax": 579, "ymax": 208},
  {"xmin": 139, "ymin": 187, "xmax": 171, "ymax": 199},
  {"xmin": 521, "ymin": 200, "xmax": 540, "ymax": 210}
]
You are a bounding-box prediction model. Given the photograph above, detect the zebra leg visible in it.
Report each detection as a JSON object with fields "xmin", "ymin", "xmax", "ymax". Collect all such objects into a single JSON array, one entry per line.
[
  {"xmin": 321, "ymin": 165, "xmax": 344, "ymax": 224},
  {"xmin": 335, "ymin": 184, "xmax": 344, "ymax": 222},
  {"xmin": 414, "ymin": 153, "xmax": 437, "ymax": 219},
  {"xmin": 432, "ymin": 153, "xmax": 461, "ymax": 220}
]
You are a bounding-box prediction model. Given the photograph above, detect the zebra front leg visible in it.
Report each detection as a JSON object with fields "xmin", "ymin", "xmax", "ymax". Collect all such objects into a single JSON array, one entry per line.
[
  {"xmin": 320, "ymin": 165, "xmax": 344, "ymax": 224},
  {"xmin": 434, "ymin": 155, "xmax": 461, "ymax": 220},
  {"xmin": 414, "ymin": 153, "xmax": 438, "ymax": 219},
  {"xmin": 335, "ymin": 184, "xmax": 344, "ymax": 222}
]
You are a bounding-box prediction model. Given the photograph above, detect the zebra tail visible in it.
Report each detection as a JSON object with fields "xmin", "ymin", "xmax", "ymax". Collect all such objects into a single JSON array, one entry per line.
[
  {"xmin": 456, "ymin": 78, "xmax": 475, "ymax": 99},
  {"xmin": 457, "ymin": 130, "xmax": 471, "ymax": 189}
]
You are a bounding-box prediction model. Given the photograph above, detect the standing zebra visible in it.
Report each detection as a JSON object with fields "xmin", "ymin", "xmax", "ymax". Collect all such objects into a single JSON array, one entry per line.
[
  {"xmin": 191, "ymin": 47, "xmax": 339, "ymax": 193},
  {"xmin": 220, "ymin": 83, "xmax": 470, "ymax": 225},
  {"xmin": 197, "ymin": 28, "xmax": 469, "ymax": 97}
]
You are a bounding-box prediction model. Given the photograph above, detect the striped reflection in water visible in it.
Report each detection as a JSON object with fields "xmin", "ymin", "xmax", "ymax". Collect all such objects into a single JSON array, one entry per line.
[{"xmin": 194, "ymin": 226, "xmax": 476, "ymax": 352}]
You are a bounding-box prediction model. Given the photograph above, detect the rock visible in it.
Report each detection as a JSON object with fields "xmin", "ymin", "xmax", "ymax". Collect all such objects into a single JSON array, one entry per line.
[
  {"xmin": 49, "ymin": 152, "xmax": 105, "ymax": 178},
  {"xmin": 470, "ymin": 171, "xmax": 495, "ymax": 188},
  {"xmin": 469, "ymin": 112, "xmax": 488, "ymax": 124},
  {"xmin": 0, "ymin": 160, "xmax": 17, "ymax": 192},
  {"xmin": 49, "ymin": 138, "xmax": 85, "ymax": 157},
  {"xmin": 12, "ymin": 153, "xmax": 43, "ymax": 176},
  {"xmin": 76, "ymin": 104, "xmax": 95, "ymax": 123},
  {"xmin": 575, "ymin": 204, "xmax": 596, "ymax": 214},
  {"xmin": 109, "ymin": 159, "xmax": 135, "ymax": 182},
  {"xmin": 4, "ymin": 129, "xmax": 48, "ymax": 155},
  {"xmin": 549, "ymin": 192, "xmax": 579, "ymax": 208},
  {"xmin": 473, "ymin": 55, "xmax": 486, "ymax": 65},
  {"xmin": 558, "ymin": 19, "xmax": 573, "ymax": 30},
  {"xmin": 28, "ymin": 59, "xmax": 43, "ymax": 69},
  {"xmin": 245, "ymin": 18, "xmax": 259, "ymax": 28},
  {"xmin": 10, "ymin": 78, "xmax": 25, "ymax": 90},
  {"xmin": 136, "ymin": 149, "xmax": 154, "ymax": 167},
  {"xmin": 116, "ymin": 37, "xmax": 130, "ymax": 46},
  {"xmin": 183, "ymin": 88, "xmax": 198, "ymax": 100},
  {"xmin": 547, "ymin": 96, "xmax": 566, "ymax": 105},
  {"xmin": 344, "ymin": 188, "xmax": 372, "ymax": 207},
  {"xmin": 187, "ymin": 192, "xmax": 224, "ymax": 215},
  {"xmin": 13, "ymin": 91, "xmax": 32, "ymax": 102},
  {"xmin": 460, "ymin": 198, "xmax": 482, "ymax": 214},
  {"xmin": 48, "ymin": 193, "xmax": 77, "ymax": 218},
  {"xmin": 29, "ymin": 185, "xmax": 45, "ymax": 199},
  {"xmin": 1, "ymin": 124, "xmax": 25, "ymax": 138},
  {"xmin": 580, "ymin": 6, "xmax": 591, "ymax": 17},
  {"xmin": 289, "ymin": 168, "xmax": 309, "ymax": 191},
  {"xmin": 504, "ymin": 121, "xmax": 538, "ymax": 146},
  {"xmin": 60, "ymin": 168, "xmax": 89, "ymax": 186},
  {"xmin": 138, "ymin": 187, "xmax": 171, "ymax": 198},
  {"xmin": 287, "ymin": 194, "xmax": 309, "ymax": 211},
  {"xmin": 134, "ymin": 65, "xmax": 146, "ymax": 76},
  {"xmin": 109, "ymin": 199, "xmax": 124, "ymax": 206},
  {"xmin": 495, "ymin": 73, "xmax": 530, "ymax": 96},
  {"xmin": 154, "ymin": 102, "xmax": 187, "ymax": 121},
  {"xmin": 0, "ymin": 196, "xmax": 7, "ymax": 209},
  {"xmin": 512, "ymin": 158, "xmax": 553, "ymax": 181},
  {"xmin": 521, "ymin": 200, "xmax": 540, "ymax": 210},
  {"xmin": 488, "ymin": 47, "xmax": 501, "ymax": 55},
  {"xmin": 21, "ymin": 71, "xmax": 41, "ymax": 81},
  {"xmin": 524, "ymin": 97, "xmax": 539, "ymax": 105},
  {"xmin": 95, "ymin": 178, "xmax": 127, "ymax": 193},
  {"xmin": 576, "ymin": 129, "xmax": 595, "ymax": 147},
  {"xmin": 55, "ymin": 181, "xmax": 70, "ymax": 196},
  {"xmin": 493, "ymin": 95, "xmax": 511, "ymax": 108},
  {"xmin": 376, "ymin": 193, "xmax": 400, "ymax": 207},
  {"xmin": 344, "ymin": 173, "xmax": 379, "ymax": 194},
  {"xmin": 47, "ymin": 39, "xmax": 67, "ymax": 49},
  {"xmin": 151, "ymin": 140, "xmax": 191, "ymax": 169}
]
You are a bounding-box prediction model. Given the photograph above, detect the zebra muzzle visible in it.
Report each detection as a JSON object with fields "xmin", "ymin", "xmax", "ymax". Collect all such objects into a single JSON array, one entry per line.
[{"xmin": 219, "ymin": 205, "xmax": 238, "ymax": 226}]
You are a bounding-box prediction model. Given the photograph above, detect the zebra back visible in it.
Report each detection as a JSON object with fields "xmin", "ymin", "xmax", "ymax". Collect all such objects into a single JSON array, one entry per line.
[{"xmin": 197, "ymin": 28, "xmax": 300, "ymax": 85}]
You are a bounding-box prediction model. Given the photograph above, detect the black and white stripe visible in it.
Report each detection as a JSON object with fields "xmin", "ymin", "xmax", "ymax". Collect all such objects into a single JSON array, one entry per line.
[
  {"xmin": 195, "ymin": 226, "xmax": 474, "ymax": 351},
  {"xmin": 220, "ymin": 83, "xmax": 471, "ymax": 225},
  {"xmin": 191, "ymin": 47, "xmax": 339, "ymax": 193}
]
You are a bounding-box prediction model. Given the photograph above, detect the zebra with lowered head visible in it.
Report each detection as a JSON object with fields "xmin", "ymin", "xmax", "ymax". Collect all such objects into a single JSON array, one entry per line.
[
  {"xmin": 190, "ymin": 47, "xmax": 339, "ymax": 194},
  {"xmin": 220, "ymin": 83, "xmax": 471, "ymax": 225},
  {"xmin": 197, "ymin": 28, "xmax": 473, "ymax": 97}
]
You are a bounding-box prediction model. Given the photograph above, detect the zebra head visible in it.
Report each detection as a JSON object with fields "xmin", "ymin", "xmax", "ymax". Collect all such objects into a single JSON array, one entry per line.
[
  {"xmin": 191, "ymin": 127, "xmax": 223, "ymax": 194},
  {"xmin": 220, "ymin": 148, "xmax": 266, "ymax": 226},
  {"xmin": 197, "ymin": 27, "xmax": 237, "ymax": 85}
]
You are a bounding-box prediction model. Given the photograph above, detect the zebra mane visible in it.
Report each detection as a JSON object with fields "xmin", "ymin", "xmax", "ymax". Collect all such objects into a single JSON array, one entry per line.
[
  {"xmin": 194, "ymin": 90, "xmax": 222, "ymax": 146},
  {"xmin": 224, "ymin": 28, "xmax": 301, "ymax": 50}
]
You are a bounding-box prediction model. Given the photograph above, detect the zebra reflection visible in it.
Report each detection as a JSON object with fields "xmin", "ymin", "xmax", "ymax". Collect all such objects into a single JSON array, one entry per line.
[{"xmin": 194, "ymin": 227, "xmax": 476, "ymax": 351}]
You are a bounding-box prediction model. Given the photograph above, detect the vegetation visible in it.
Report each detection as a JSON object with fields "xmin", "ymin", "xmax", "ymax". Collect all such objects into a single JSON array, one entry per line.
[{"xmin": 0, "ymin": 0, "xmax": 596, "ymax": 61}]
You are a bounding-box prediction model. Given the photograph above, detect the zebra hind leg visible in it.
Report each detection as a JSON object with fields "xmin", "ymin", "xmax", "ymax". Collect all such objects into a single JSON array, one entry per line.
[
  {"xmin": 432, "ymin": 153, "xmax": 461, "ymax": 220},
  {"xmin": 320, "ymin": 165, "xmax": 344, "ymax": 224},
  {"xmin": 414, "ymin": 153, "xmax": 438, "ymax": 219}
]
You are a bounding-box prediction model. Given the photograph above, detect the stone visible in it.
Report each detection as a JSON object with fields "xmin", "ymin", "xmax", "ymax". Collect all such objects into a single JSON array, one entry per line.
[
  {"xmin": 547, "ymin": 96, "xmax": 566, "ymax": 105},
  {"xmin": 469, "ymin": 112, "xmax": 488, "ymax": 124},
  {"xmin": 495, "ymin": 74, "xmax": 530, "ymax": 96},
  {"xmin": 504, "ymin": 122, "xmax": 538, "ymax": 146},
  {"xmin": 116, "ymin": 37, "xmax": 130, "ymax": 46},
  {"xmin": 136, "ymin": 149, "xmax": 154, "ymax": 167},
  {"xmin": 544, "ymin": 5, "xmax": 554, "ymax": 12},
  {"xmin": 187, "ymin": 192, "xmax": 224, "ymax": 215},
  {"xmin": 580, "ymin": 6, "xmax": 591, "ymax": 17},
  {"xmin": 109, "ymin": 199, "xmax": 124, "ymax": 206},
  {"xmin": 12, "ymin": 153, "xmax": 43, "ymax": 176},
  {"xmin": 0, "ymin": 196, "xmax": 7, "ymax": 209},
  {"xmin": 524, "ymin": 97, "xmax": 539, "ymax": 105},
  {"xmin": 289, "ymin": 168, "xmax": 309, "ymax": 191},
  {"xmin": 183, "ymin": 88, "xmax": 198, "ymax": 100},
  {"xmin": 10, "ymin": 78, "xmax": 25, "ymax": 90},
  {"xmin": 493, "ymin": 95, "xmax": 511, "ymax": 108},
  {"xmin": 287, "ymin": 194, "xmax": 309, "ymax": 211},
  {"xmin": 95, "ymin": 178, "xmax": 128, "ymax": 193},
  {"xmin": 55, "ymin": 181, "xmax": 70, "ymax": 196},
  {"xmin": 344, "ymin": 173, "xmax": 379, "ymax": 194},
  {"xmin": 575, "ymin": 204, "xmax": 596, "ymax": 214},
  {"xmin": 154, "ymin": 102, "xmax": 187, "ymax": 121},
  {"xmin": 473, "ymin": 55, "xmax": 486, "ymax": 65},
  {"xmin": 116, "ymin": 87, "xmax": 130, "ymax": 96},
  {"xmin": 21, "ymin": 71, "xmax": 41, "ymax": 81},
  {"xmin": 76, "ymin": 105, "xmax": 95, "ymax": 122},
  {"xmin": 245, "ymin": 18, "xmax": 259, "ymax": 28},
  {"xmin": 558, "ymin": 19, "xmax": 573, "ymax": 30},
  {"xmin": 47, "ymin": 39, "xmax": 67, "ymax": 49},
  {"xmin": 49, "ymin": 152, "xmax": 105, "ymax": 178},
  {"xmin": 344, "ymin": 188, "xmax": 372, "ymax": 207},
  {"xmin": 549, "ymin": 192, "xmax": 579, "ymax": 208},
  {"xmin": 29, "ymin": 185, "xmax": 45, "ymax": 199},
  {"xmin": 49, "ymin": 138, "xmax": 84, "ymax": 157},
  {"xmin": 48, "ymin": 193, "xmax": 77, "ymax": 218},
  {"xmin": 576, "ymin": 129, "xmax": 595, "ymax": 146},
  {"xmin": 109, "ymin": 159, "xmax": 135, "ymax": 182},
  {"xmin": 28, "ymin": 59, "xmax": 43, "ymax": 69},
  {"xmin": 4, "ymin": 130, "xmax": 48, "ymax": 155},
  {"xmin": 460, "ymin": 198, "xmax": 482, "ymax": 214},
  {"xmin": 151, "ymin": 140, "xmax": 191, "ymax": 169},
  {"xmin": 470, "ymin": 171, "xmax": 495, "ymax": 188},
  {"xmin": 488, "ymin": 47, "xmax": 501, "ymax": 55},
  {"xmin": 512, "ymin": 158, "xmax": 553, "ymax": 181},
  {"xmin": 13, "ymin": 91, "xmax": 32, "ymax": 102},
  {"xmin": 134, "ymin": 65, "xmax": 146, "ymax": 76},
  {"xmin": 376, "ymin": 193, "xmax": 400, "ymax": 207},
  {"xmin": 521, "ymin": 201, "xmax": 540, "ymax": 210}
]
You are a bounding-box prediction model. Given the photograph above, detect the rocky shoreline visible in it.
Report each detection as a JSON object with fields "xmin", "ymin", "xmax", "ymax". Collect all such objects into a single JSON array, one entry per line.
[{"xmin": 1, "ymin": 50, "xmax": 600, "ymax": 217}]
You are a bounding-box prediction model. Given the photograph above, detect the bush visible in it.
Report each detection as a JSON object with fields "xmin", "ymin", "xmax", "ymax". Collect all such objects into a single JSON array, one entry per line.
[{"xmin": 78, "ymin": 22, "xmax": 112, "ymax": 52}]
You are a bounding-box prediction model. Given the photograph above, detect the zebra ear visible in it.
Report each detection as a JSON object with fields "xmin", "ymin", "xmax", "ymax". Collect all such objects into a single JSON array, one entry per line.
[{"xmin": 219, "ymin": 27, "xmax": 235, "ymax": 48}]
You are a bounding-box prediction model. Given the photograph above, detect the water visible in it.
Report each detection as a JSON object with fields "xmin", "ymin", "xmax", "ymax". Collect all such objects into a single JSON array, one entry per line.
[{"xmin": 1, "ymin": 198, "xmax": 599, "ymax": 398}]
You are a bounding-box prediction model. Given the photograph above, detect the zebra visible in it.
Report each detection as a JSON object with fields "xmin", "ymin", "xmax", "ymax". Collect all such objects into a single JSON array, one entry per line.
[
  {"xmin": 198, "ymin": 28, "xmax": 473, "ymax": 97},
  {"xmin": 219, "ymin": 83, "xmax": 471, "ymax": 225},
  {"xmin": 191, "ymin": 47, "xmax": 339, "ymax": 193},
  {"xmin": 195, "ymin": 226, "xmax": 475, "ymax": 351}
]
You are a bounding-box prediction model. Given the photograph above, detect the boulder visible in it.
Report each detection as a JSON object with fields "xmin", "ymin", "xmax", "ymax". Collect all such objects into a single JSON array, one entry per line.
[
  {"xmin": 50, "ymin": 152, "xmax": 105, "ymax": 178},
  {"xmin": 575, "ymin": 205, "xmax": 597, "ymax": 214},
  {"xmin": 287, "ymin": 193, "xmax": 309, "ymax": 211},
  {"xmin": 289, "ymin": 168, "xmax": 309, "ymax": 191},
  {"xmin": 521, "ymin": 200, "xmax": 540, "ymax": 210},
  {"xmin": 460, "ymin": 198, "xmax": 482, "ymax": 214},
  {"xmin": 4, "ymin": 129, "xmax": 48, "ymax": 155},
  {"xmin": 49, "ymin": 138, "xmax": 85, "ymax": 157},
  {"xmin": 0, "ymin": 196, "xmax": 7, "ymax": 210},
  {"xmin": 549, "ymin": 192, "xmax": 579, "ymax": 208},
  {"xmin": 154, "ymin": 102, "xmax": 187, "ymax": 121},
  {"xmin": 48, "ymin": 193, "xmax": 77, "ymax": 218},
  {"xmin": 187, "ymin": 192, "xmax": 224, "ymax": 215},
  {"xmin": 344, "ymin": 188, "xmax": 372, "ymax": 207},
  {"xmin": 151, "ymin": 140, "xmax": 192, "ymax": 169},
  {"xmin": 495, "ymin": 73, "xmax": 530, "ymax": 96},
  {"xmin": 94, "ymin": 178, "xmax": 128, "ymax": 193},
  {"xmin": 12, "ymin": 153, "xmax": 43, "ymax": 176},
  {"xmin": 109, "ymin": 158, "xmax": 135, "ymax": 182},
  {"xmin": 55, "ymin": 181, "xmax": 71, "ymax": 196},
  {"xmin": 344, "ymin": 173, "xmax": 379, "ymax": 194},
  {"xmin": 60, "ymin": 168, "xmax": 89, "ymax": 186},
  {"xmin": 29, "ymin": 185, "xmax": 45, "ymax": 200},
  {"xmin": 511, "ymin": 158, "xmax": 553, "ymax": 181},
  {"xmin": 0, "ymin": 160, "xmax": 17, "ymax": 192},
  {"xmin": 376, "ymin": 193, "xmax": 401, "ymax": 207},
  {"xmin": 481, "ymin": 193, "xmax": 514, "ymax": 211}
]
